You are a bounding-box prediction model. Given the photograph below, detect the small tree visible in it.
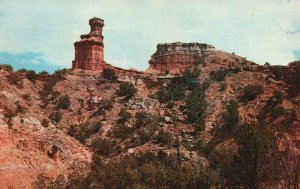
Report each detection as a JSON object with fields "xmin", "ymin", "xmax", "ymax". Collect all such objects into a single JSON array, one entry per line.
[
  {"xmin": 182, "ymin": 68, "xmax": 200, "ymax": 90},
  {"xmin": 113, "ymin": 124, "xmax": 133, "ymax": 139},
  {"xmin": 210, "ymin": 69, "xmax": 228, "ymax": 82},
  {"xmin": 223, "ymin": 123, "xmax": 277, "ymax": 188},
  {"xmin": 68, "ymin": 121, "xmax": 101, "ymax": 143},
  {"xmin": 185, "ymin": 86, "xmax": 207, "ymax": 133},
  {"xmin": 91, "ymin": 137, "xmax": 115, "ymax": 156},
  {"xmin": 240, "ymin": 84, "xmax": 263, "ymax": 103},
  {"xmin": 221, "ymin": 100, "xmax": 239, "ymax": 133},
  {"xmin": 26, "ymin": 70, "xmax": 37, "ymax": 81},
  {"xmin": 6, "ymin": 73, "xmax": 22, "ymax": 88},
  {"xmin": 135, "ymin": 111, "xmax": 148, "ymax": 128},
  {"xmin": 102, "ymin": 68, "xmax": 117, "ymax": 82},
  {"xmin": 117, "ymin": 82, "xmax": 137, "ymax": 100},
  {"xmin": 0, "ymin": 64, "xmax": 13, "ymax": 71},
  {"xmin": 156, "ymin": 129, "xmax": 174, "ymax": 146},
  {"xmin": 117, "ymin": 108, "xmax": 132, "ymax": 124},
  {"xmin": 56, "ymin": 94, "xmax": 71, "ymax": 110},
  {"xmin": 156, "ymin": 82, "xmax": 185, "ymax": 103},
  {"xmin": 49, "ymin": 111, "xmax": 62, "ymax": 123}
]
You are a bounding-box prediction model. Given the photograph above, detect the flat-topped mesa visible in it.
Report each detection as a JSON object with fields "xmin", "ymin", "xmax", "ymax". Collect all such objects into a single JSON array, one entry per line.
[
  {"xmin": 72, "ymin": 17, "xmax": 105, "ymax": 71},
  {"xmin": 147, "ymin": 42, "xmax": 217, "ymax": 74}
]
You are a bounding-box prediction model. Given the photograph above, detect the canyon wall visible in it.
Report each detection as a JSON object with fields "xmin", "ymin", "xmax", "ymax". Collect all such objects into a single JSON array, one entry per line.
[{"xmin": 147, "ymin": 42, "xmax": 217, "ymax": 74}]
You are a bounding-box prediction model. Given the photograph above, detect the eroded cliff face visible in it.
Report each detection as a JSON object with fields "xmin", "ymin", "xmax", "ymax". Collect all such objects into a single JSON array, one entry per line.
[
  {"xmin": 0, "ymin": 70, "xmax": 92, "ymax": 189},
  {"xmin": 147, "ymin": 42, "xmax": 217, "ymax": 74}
]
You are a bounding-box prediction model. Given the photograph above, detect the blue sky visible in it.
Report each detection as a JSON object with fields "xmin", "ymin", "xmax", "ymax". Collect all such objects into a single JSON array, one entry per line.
[{"xmin": 0, "ymin": 0, "xmax": 299, "ymax": 73}]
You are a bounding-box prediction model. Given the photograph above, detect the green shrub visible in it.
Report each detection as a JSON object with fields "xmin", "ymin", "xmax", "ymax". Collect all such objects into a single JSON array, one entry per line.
[
  {"xmin": 39, "ymin": 80, "xmax": 57, "ymax": 99},
  {"xmin": 135, "ymin": 111, "xmax": 148, "ymax": 128},
  {"xmin": 39, "ymin": 70, "xmax": 49, "ymax": 76},
  {"xmin": 270, "ymin": 106, "xmax": 286, "ymax": 119},
  {"xmin": 182, "ymin": 68, "xmax": 200, "ymax": 90},
  {"xmin": 26, "ymin": 70, "xmax": 37, "ymax": 81},
  {"xmin": 228, "ymin": 124, "xmax": 276, "ymax": 188},
  {"xmin": 240, "ymin": 84, "xmax": 263, "ymax": 103},
  {"xmin": 6, "ymin": 73, "xmax": 22, "ymax": 87},
  {"xmin": 138, "ymin": 129, "xmax": 151, "ymax": 144},
  {"xmin": 221, "ymin": 100, "xmax": 239, "ymax": 133},
  {"xmin": 113, "ymin": 124, "xmax": 134, "ymax": 139},
  {"xmin": 240, "ymin": 85, "xmax": 263, "ymax": 103},
  {"xmin": 156, "ymin": 82, "xmax": 185, "ymax": 103},
  {"xmin": 54, "ymin": 69, "xmax": 67, "ymax": 75},
  {"xmin": 185, "ymin": 86, "xmax": 207, "ymax": 133},
  {"xmin": 117, "ymin": 82, "xmax": 137, "ymax": 100},
  {"xmin": 91, "ymin": 137, "xmax": 115, "ymax": 156},
  {"xmin": 201, "ymin": 79, "xmax": 211, "ymax": 91},
  {"xmin": 0, "ymin": 64, "xmax": 13, "ymax": 71},
  {"xmin": 102, "ymin": 68, "xmax": 117, "ymax": 82},
  {"xmin": 33, "ymin": 150, "xmax": 216, "ymax": 189},
  {"xmin": 92, "ymin": 100, "xmax": 113, "ymax": 117},
  {"xmin": 210, "ymin": 69, "xmax": 228, "ymax": 82},
  {"xmin": 258, "ymin": 91, "xmax": 283, "ymax": 125},
  {"xmin": 49, "ymin": 111, "xmax": 62, "ymax": 123},
  {"xmin": 16, "ymin": 69, "xmax": 38, "ymax": 81},
  {"xmin": 117, "ymin": 108, "xmax": 132, "ymax": 124},
  {"xmin": 56, "ymin": 94, "xmax": 71, "ymax": 110},
  {"xmin": 219, "ymin": 82, "xmax": 227, "ymax": 91},
  {"xmin": 156, "ymin": 129, "xmax": 174, "ymax": 146},
  {"xmin": 68, "ymin": 121, "xmax": 102, "ymax": 143}
]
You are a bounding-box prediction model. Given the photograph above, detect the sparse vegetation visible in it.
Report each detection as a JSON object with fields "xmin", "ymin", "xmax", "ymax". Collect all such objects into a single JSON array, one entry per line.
[
  {"xmin": 18, "ymin": 69, "xmax": 38, "ymax": 81},
  {"xmin": 210, "ymin": 69, "xmax": 228, "ymax": 82},
  {"xmin": 56, "ymin": 94, "xmax": 71, "ymax": 110},
  {"xmin": 135, "ymin": 111, "xmax": 148, "ymax": 128},
  {"xmin": 182, "ymin": 68, "xmax": 200, "ymax": 89},
  {"xmin": 220, "ymin": 100, "xmax": 239, "ymax": 133},
  {"xmin": 156, "ymin": 129, "xmax": 174, "ymax": 146},
  {"xmin": 102, "ymin": 68, "xmax": 117, "ymax": 82},
  {"xmin": 91, "ymin": 137, "xmax": 116, "ymax": 156},
  {"xmin": 185, "ymin": 85, "xmax": 207, "ymax": 133},
  {"xmin": 92, "ymin": 99, "xmax": 113, "ymax": 117},
  {"xmin": 117, "ymin": 108, "xmax": 132, "ymax": 124},
  {"xmin": 240, "ymin": 84, "xmax": 263, "ymax": 103},
  {"xmin": 156, "ymin": 82, "xmax": 185, "ymax": 103},
  {"xmin": 26, "ymin": 70, "xmax": 37, "ymax": 81},
  {"xmin": 117, "ymin": 82, "xmax": 137, "ymax": 100},
  {"xmin": 38, "ymin": 70, "xmax": 49, "ymax": 76},
  {"xmin": 34, "ymin": 152, "xmax": 215, "ymax": 189},
  {"xmin": 68, "ymin": 121, "xmax": 102, "ymax": 143},
  {"xmin": 113, "ymin": 124, "xmax": 134, "ymax": 139},
  {"xmin": 219, "ymin": 82, "xmax": 227, "ymax": 91},
  {"xmin": 222, "ymin": 124, "xmax": 276, "ymax": 188},
  {"xmin": 6, "ymin": 73, "xmax": 22, "ymax": 88},
  {"xmin": 48, "ymin": 111, "xmax": 62, "ymax": 123},
  {"xmin": 271, "ymin": 66, "xmax": 300, "ymax": 97},
  {"xmin": 0, "ymin": 64, "xmax": 13, "ymax": 71}
]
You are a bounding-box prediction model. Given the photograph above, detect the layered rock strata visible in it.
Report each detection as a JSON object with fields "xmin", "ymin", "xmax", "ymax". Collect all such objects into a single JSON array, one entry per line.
[
  {"xmin": 147, "ymin": 42, "xmax": 217, "ymax": 74},
  {"xmin": 72, "ymin": 17, "xmax": 105, "ymax": 71}
]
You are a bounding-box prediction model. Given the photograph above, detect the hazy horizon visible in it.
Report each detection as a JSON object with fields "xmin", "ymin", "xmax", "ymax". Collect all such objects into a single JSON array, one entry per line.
[{"xmin": 0, "ymin": 0, "xmax": 300, "ymax": 73}]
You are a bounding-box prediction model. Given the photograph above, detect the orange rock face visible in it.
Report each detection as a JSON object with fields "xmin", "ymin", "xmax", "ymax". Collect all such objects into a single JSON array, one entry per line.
[
  {"xmin": 147, "ymin": 42, "xmax": 217, "ymax": 74},
  {"xmin": 72, "ymin": 17, "xmax": 105, "ymax": 71}
]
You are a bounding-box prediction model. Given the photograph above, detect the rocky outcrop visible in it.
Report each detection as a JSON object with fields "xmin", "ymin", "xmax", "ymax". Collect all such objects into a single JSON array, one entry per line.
[
  {"xmin": 147, "ymin": 42, "xmax": 217, "ymax": 74},
  {"xmin": 72, "ymin": 17, "xmax": 105, "ymax": 71}
]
